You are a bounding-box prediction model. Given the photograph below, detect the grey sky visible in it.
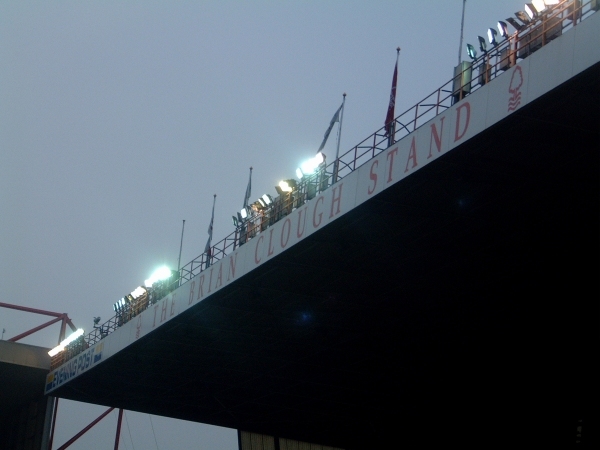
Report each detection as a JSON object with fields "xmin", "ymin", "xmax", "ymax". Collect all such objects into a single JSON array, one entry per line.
[{"xmin": 1, "ymin": 1, "xmax": 528, "ymax": 448}]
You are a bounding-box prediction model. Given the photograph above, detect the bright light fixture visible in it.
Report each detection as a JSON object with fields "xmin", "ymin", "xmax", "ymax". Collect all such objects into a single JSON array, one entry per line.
[
  {"xmin": 297, "ymin": 152, "xmax": 325, "ymax": 178},
  {"xmin": 515, "ymin": 11, "xmax": 531, "ymax": 24},
  {"xmin": 144, "ymin": 266, "xmax": 172, "ymax": 287},
  {"xmin": 532, "ymin": 0, "xmax": 546, "ymax": 12},
  {"xmin": 525, "ymin": 3, "xmax": 538, "ymax": 19},
  {"xmin": 487, "ymin": 28, "xmax": 498, "ymax": 46},
  {"xmin": 466, "ymin": 44, "xmax": 477, "ymax": 60},
  {"xmin": 505, "ymin": 17, "xmax": 524, "ymax": 31},
  {"xmin": 278, "ymin": 180, "xmax": 294, "ymax": 193},
  {"xmin": 131, "ymin": 286, "xmax": 147, "ymax": 299},
  {"xmin": 497, "ymin": 21, "xmax": 509, "ymax": 38},
  {"xmin": 48, "ymin": 328, "xmax": 84, "ymax": 357},
  {"xmin": 478, "ymin": 36, "xmax": 487, "ymax": 53}
]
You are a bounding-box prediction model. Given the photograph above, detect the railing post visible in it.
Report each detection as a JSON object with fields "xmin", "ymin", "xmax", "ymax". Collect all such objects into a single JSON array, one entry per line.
[{"xmin": 414, "ymin": 104, "xmax": 419, "ymax": 131}]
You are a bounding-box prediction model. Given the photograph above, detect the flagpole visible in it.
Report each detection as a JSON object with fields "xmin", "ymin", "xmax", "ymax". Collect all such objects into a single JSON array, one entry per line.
[
  {"xmin": 177, "ymin": 219, "xmax": 185, "ymax": 276},
  {"xmin": 458, "ymin": 0, "xmax": 467, "ymax": 64},
  {"xmin": 333, "ymin": 93, "xmax": 346, "ymax": 184}
]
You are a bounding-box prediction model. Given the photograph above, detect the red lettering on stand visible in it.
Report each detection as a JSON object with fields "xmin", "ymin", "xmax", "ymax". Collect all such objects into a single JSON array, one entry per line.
[
  {"xmin": 207, "ymin": 267, "xmax": 214, "ymax": 293},
  {"xmin": 255, "ymin": 235, "xmax": 264, "ymax": 264},
  {"xmin": 215, "ymin": 264, "xmax": 223, "ymax": 289},
  {"xmin": 404, "ymin": 137, "xmax": 418, "ymax": 173},
  {"xmin": 160, "ymin": 299, "xmax": 167, "ymax": 323},
  {"xmin": 170, "ymin": 293, "xmax": 176, "ymax": 317},
  {"xmin": 188, "ymin": 281, "xmax": 195, "ymax": 305},
  {"xmin": 313, "ymin": 197, "xmax": 324, "ymax": 228},
  {"xmin": 267, "ymin": 229, "xmax": 275, "ymax": 256},
  {"xmin": 454, "ymin": 102, "xmax": 471, "ymax": 142},
  {"xmin": 296, "ymin": 207, "xmax": 308, "ymax": 238},
  {"xmin": 196, "ymin": 275, "xmax": 205, "ymax": 300},
  {"xmin": 368, "ymin": 160, "xmax": 378, "ymax": 195},
  {"xmin": 136, "ymin": 315, "xmax": 142, "ymax": 339},
  {"xmin": 281, "ymin": 218, "xmax": 291, "ymax": 248},
  {"xmin": 153, "ymin": 304, "xmax": 159, "ymax": 327},
  {"xmin": 386, "ymin": 147, "xmax": 398, "ymax": 183},
  {"xmin": 428, "ymin": 117, "xmax": 445, "ymax": 159},
  {"xmin": 227, "ymin": 254, "xmax": 237, "ymax": 281},
  {"xmin": 329, "ymin": 184, "xmax": 343, "ymax": 218}
]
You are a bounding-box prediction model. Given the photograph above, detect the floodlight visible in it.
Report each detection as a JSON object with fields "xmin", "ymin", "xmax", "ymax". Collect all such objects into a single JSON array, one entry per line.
[
  {"xmin": 525, "ymin": 3, "xmax": 538, "ymax": 20},
  {"xmin": 487, "ymin": 28, "xmax": 498, "ymax": 46},
  {"xmin": 278, "ymin": 179, "xmax": 296, "ymax": 193},
  {"xmin": 131, "ymin": 286, "xmax": 146, "ymax": 299},
  {"xmin": 515, "ymin": 11, "xmax": 531, "ymax": 24},
  {"xmin": 505, "ymin": 17, "xmax": 524, "ymax": 31},
  {"xmin": 532, "ymin": 0, "xmax": 546, "ymax": 13},
  {"xmin": 297, "ymin": 152, "xmax": 325, "ymax": 178},
  {"xmin": 262, "ymin": 194, "xmax": 273, "ymax": 205},
  {"xmin": 48, "ymin": 328, "xmax": 85, "ymax": 357},
  {"xmin": 497, "ymin": 21, "xmax": 509, "ymax": 38},
  {"xmin": 478, "ymin": 36, "xmax": 487, "ymax": 53},
  {"xmin": 232, "ymin": 215, "xmax": 238, "ymax": 227},
  {"xmin": 145, "ymin": 266, "xmax": 172, "ymax": 287},
  {"xmin": 240, "ymin": 207, "xmax": 249, "ymax": 219},
  {"xmin": 257, "ymin": 198, "xmax": 267, "ymax": 208},
  {"xmin": 466, "ymin": 44, "xmax": 477, "ymax": 60}
]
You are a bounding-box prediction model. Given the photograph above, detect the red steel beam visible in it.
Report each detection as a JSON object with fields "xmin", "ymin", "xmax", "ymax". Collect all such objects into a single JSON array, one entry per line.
[
  {"xmin": 0, "ymin": 302, "xmax": 66, "ymax": 318},
  {"xmin": 114, "ymin": 409, "xmax": 124, "ymax": 450},
  {"xmin": 0, "ymin": 302, "xmax": 77, "ymax": 344},
  {"xmin": 7, "ymin": 316, "xmax": 63, "ymax": 343},
  {"xmin": 48, "ymin": 397, "xmax": 60, "ymax": 450},
  {"xmin": 56, "ymin": 407, "xmax": 115, "ymax": 450}
]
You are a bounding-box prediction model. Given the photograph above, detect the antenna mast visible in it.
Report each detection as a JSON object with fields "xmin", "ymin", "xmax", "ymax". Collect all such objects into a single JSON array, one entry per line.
[{"xmin": 458, "ymin": 0, "xmax": 466, "ymax": 63}]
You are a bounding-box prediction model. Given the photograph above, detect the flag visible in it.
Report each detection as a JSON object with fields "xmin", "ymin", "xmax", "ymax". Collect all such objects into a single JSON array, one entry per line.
[
  {"xmin": 205, "ymin": 195, "xmax": 216, "ymax": 255},
  {"xmin": 243, "ymin": 167, "xmax": 252, "ymax": 208},
  {"xmin": 385, "ymin": 48, "xmax": 400, "ymax": 136},
  {"xmin": 318, "ymin": 103, "xmax": 343, "ymax": 152}
]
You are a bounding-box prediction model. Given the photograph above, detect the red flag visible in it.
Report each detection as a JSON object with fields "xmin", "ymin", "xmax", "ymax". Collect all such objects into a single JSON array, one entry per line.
[{"xmin": 385, "ymin": 48, "xmax": 400, "ymax": 137}]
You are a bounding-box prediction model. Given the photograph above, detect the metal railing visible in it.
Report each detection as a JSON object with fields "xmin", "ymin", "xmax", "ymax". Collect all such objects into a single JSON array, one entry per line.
[{"xmin": 64, "ymin": 0, "xmax": 596, "ymax": 364}]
